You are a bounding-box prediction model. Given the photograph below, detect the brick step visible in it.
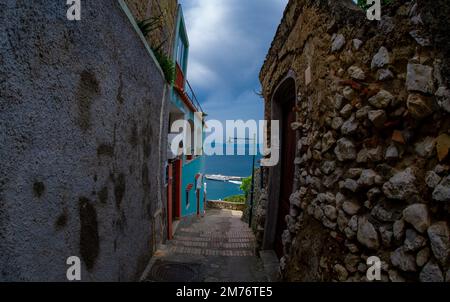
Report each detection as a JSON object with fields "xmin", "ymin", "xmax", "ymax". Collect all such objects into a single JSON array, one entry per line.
[
  {"xmin": 175, "ymin": 232, "xmax": 254, "ymax": 239},
  {"xmin": 168, "ymin": 246, "xmax": 255, "ymax": 257},
  {"xmin": 178, "ymin": 229, "xmax": 254, "ymax": 236},
  {"xmin": 170, "ymin": 240, "xmax": 254, "ymax": 249},
  {"xmin": 174, "ymin": 235, "xmax": 254, "ymax": 243}
]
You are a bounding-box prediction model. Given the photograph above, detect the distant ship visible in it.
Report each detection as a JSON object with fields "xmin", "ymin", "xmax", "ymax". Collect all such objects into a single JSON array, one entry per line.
[{"xmin": 205, "ymin": 174, "xmax": 243, "ymax": 183}]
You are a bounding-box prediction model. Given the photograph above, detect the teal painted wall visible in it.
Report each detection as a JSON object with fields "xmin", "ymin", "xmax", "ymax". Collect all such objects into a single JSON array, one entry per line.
[
  {"xmin": 181, "ymin": 156, "xmax": 206, "ymax": 217},
  {"xmin": 170, "ymin": 4, "xmax": 206, "ymax": 218}
]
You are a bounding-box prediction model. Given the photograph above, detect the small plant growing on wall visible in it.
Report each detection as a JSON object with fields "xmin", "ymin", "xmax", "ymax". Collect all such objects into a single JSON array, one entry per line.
[
  {"xmin": 137, "ymin": 16, "xmax": 162, "ymax": 38},
  {"xmin": 152, "ymin": 47, "xmax": 175, "ymax": 85},
  {"xmin": 137, "ymin": 15, "xmax": 175, "ymax": 85}
]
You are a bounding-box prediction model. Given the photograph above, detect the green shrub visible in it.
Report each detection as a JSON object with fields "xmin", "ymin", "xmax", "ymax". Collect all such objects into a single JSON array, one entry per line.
[
  {"xmin": 240, "ymin": 176, "xmax": 252, "ymax": 198},
  {"xmin": 224, "ymin": 195, "xmax": 246, "ymax": 204}
]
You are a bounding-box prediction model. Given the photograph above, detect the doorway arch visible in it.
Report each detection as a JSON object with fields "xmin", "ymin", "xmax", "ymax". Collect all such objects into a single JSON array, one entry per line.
[{"xmin": 262, "ymin": 72, "xmax": 297, "ymax": 258}]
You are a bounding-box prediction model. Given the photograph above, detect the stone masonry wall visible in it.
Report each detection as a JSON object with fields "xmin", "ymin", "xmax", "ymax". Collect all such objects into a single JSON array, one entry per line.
[
  {"xmin": 242, "ymin": 168, "xmax": 267, "ymax": 249},
  {"xmin": 0, "ymin": 1, "xmax": 169, "ymax": 281},
  {"xmin": 260, "ymin": 0, "xmax": 450, "ymax": 282},
  {"xmin": 124, "ymin": 0, "xmax": 178, "ymax": 56}
]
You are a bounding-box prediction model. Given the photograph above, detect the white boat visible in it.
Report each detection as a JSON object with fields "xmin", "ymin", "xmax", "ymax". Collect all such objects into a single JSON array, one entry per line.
[
  {"xmin": 205, "ymin": 174, "xmax": 228, "ymax": 181},
  {"xmin": 229, "ymin": 180, "xmax": 243, "ymax": 185},
  {"xmin": 205, "ymin": 174, "xmax": 243, "ymax": 182}
]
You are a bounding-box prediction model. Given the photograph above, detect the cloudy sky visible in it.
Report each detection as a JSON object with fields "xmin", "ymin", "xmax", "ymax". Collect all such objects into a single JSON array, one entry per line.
[{"xmin": 179, "ymin": 0, "xmax": 288, "ymax": 124}]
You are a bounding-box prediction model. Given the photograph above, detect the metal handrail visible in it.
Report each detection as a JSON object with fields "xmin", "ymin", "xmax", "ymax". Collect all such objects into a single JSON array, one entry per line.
[
  {"xmin": 174, "ymin": 63, "xmax": 204, "ymax": 114},
  {"xmin": 185, "ymin": 79, "xmax": 204, "ymax": 114}
]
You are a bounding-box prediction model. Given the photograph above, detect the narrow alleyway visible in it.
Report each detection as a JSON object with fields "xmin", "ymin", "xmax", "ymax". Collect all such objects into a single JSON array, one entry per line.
[{"xmin": 143, "ymin": 209, "xmax": 268, "ymax": 282}]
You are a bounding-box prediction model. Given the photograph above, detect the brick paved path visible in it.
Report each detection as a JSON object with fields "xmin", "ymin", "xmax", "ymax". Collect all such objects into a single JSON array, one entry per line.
[{"xmin": 145, "ymin": 209, "xmax": 267, "ymax": 282}]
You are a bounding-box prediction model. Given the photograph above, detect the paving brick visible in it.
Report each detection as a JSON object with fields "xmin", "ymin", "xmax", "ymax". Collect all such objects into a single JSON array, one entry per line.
[{"xmin": 166, "ymin": 210, "xmax": 257, "ymax": 258}]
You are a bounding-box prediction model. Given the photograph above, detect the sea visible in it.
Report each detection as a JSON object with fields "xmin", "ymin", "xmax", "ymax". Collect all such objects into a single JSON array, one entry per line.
[{"xmin": 203, "ymin": 143, "xmax": 262, "ymax": 201}]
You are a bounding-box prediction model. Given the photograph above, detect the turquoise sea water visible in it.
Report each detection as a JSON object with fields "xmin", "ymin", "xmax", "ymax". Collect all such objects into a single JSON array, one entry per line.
[{"xmin": 204, "ymin": 143, "xmax": 262, "ymax": 200}]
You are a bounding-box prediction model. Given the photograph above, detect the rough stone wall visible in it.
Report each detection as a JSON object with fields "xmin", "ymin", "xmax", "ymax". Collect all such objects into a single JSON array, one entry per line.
[
  {"xmin": 124, "ymin": 0, "xmax": 178, "ymax": 56},
  {"xmin": 260, "ymin": 0, "xmax": 450, "ymax": 282},
  {"xmin": 0, "ymin": 1, "xmax": 169, "ymax": 281},
  {"xmin": 242, "ymin": 169, "xmax": 267, "ymax": 249}
]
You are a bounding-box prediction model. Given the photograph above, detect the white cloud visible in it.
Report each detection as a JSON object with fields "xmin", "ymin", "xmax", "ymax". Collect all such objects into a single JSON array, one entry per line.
[{"xmin": 186, "ymin": 59, "xmax": 220, "ymax": 89}]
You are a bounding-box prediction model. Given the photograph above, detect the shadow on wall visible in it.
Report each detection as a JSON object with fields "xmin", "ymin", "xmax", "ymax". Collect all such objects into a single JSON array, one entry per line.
[{"xmin": 0, "ymin": 1, "xmax": 170, "ymax": 281}]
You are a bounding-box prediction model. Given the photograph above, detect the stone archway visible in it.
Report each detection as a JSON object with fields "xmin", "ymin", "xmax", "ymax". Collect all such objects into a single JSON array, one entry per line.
[{"xmin": 262, "ymin": 72, "xmax": 298, "ymax": 258}]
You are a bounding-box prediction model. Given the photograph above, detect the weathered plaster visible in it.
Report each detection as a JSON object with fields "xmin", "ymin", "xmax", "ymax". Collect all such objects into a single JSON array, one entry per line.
[{"xmin": 0, "ymin": 0, "xmax": 169, "ymax": 281}]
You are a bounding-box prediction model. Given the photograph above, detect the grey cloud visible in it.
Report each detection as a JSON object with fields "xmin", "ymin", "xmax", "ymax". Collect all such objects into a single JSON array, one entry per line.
[{"xmin": 180, "ymin": 0, "xmax": 287, "ymax": 122}]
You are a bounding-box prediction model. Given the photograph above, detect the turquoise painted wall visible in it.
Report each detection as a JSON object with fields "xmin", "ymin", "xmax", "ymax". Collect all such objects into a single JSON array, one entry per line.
[
  {"xmin": 181, "ymin": 156, "xmax": 206, "ymax": 217},
  {"xmin": 170, "ymin": 4, "xmax": 206, "ymax": 218}
]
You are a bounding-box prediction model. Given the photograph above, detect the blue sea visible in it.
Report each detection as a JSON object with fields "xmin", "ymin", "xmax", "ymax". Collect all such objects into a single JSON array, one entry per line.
[{"xmin": 204, "ymin": 143, "xmax": 262, "ymax": 200}]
